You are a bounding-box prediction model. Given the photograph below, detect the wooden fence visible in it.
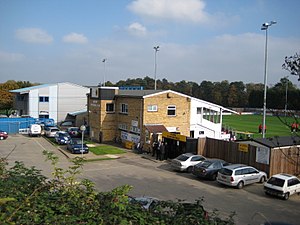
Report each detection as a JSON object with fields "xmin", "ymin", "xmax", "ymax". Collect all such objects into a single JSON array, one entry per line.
[{"xmin": 197, "ymin": 137, "xmax": 300, "ymax": 176}]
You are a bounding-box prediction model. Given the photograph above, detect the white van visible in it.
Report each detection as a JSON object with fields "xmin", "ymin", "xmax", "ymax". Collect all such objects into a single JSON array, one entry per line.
[{"xmin": 28, "ymin": 124, "xmax": 42, "ymax": 137}]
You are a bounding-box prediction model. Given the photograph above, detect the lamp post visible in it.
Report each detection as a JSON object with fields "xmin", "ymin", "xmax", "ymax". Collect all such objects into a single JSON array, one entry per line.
[
  {"xmin": 153, "ymin": 46, "xmax": 159, "ymax": 90},
  {"xmin": 80, "ymin": 125, "xmax": 86, "ymax": 158},
  {"xmin": 102, "ymin": 58, "xmax": 107, "ymax": 87},
  {"xmin": 261, "ymin": 21, "xmax": 276, "ymax": 138}
]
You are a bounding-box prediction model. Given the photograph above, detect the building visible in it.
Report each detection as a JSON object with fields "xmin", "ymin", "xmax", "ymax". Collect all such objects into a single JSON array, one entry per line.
[
  {"xmin": 88, "ymin": 87, "xmax": 235, "ymax": 155},
  {"xmin": 10, "ymin": 82, "xmax": 89, "ymax": 123}
]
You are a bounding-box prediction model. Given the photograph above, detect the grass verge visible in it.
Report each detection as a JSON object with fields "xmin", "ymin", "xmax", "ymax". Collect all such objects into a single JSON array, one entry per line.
[{"xmin": 88, "ymin": 145, "xmax": 126, "ymax": 155}]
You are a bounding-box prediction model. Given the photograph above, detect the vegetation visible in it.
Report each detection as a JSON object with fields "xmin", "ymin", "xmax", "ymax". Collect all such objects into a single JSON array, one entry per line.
[
  {"xmin": 223, "ymin": 114, "xmax": 298, "ymax": 138},
  {"xmin": 0, "ymin": 152, "xmax": 235, "ymax": 225},
  {"xmin": 282, "ymin": 52, "xmax": 300, "ymax": 81},
  {"xmin": 88, "ymin": 144, "xmax": 126, "ymax": 155}
]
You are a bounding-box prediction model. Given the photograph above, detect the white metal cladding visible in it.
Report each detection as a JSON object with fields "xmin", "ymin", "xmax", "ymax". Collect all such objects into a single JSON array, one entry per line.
[
  {"xmin": 29, "ymin": 89, "xmax": 39, "ymax": 118},
  {"xmin": 49, "ymin": 85, "xmax": 58, "ymax": 123}
]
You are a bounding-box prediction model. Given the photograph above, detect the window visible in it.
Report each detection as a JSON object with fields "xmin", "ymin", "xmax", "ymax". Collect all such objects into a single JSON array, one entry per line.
[
  {"xmin": 197, "ymin": 107, "xmax": 201, "ymax": 114},
  {"xmin": 167, "ymin": 105, "xmax": 176, "ymax": 116},
  {"xmin": 120, "ymin": 103, "xmax": 128, "ymax": 114},
  {"xmin": 202, "ymin": 107, "xmax": 220, "ymax": 124},
  {"xmin": 106, "ymin": 103, "xmax": 114, "ymax": 113},
  {"xmin": 39, "ymin": 96, "xmax": 49, "ymax": 102},
  {"xmin": 147, "ymin": 105, "xmax": 158, "ymax": 112},
  {"xmin": 118, "ymin": 123, "xmax": 128, "ymax": 131}
]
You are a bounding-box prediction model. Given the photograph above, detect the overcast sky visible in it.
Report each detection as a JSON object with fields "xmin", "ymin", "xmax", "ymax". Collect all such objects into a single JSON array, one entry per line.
[{"xmin": 1, "ymin": 0, "xmax": 300, "ymax": 87}]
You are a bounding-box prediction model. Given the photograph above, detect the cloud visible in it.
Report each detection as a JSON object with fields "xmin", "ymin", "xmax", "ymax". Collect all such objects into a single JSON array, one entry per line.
[
  {"xmin": 62, "ymin": 33, "xmax": 88, "ymax": 44},
  {"xmin": 15, "ymin": 28, "xmax": 53, "ymax": 44},
  {"xmin": 127, "ymin": 22, "xmax": 147, "ymax": 37},
  {"xmin": 128, "ymin": 0, "xmax": 208, "ymax": 23},
  {"xmin": 0, "ymin": 51, "xmax": 24, "ymax": 62}
]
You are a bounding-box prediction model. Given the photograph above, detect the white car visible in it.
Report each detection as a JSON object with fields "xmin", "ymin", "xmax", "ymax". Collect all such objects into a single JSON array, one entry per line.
[
  {"xmin": 171, "ymin": 153, "xmax": 206, "ymax": 172},
  {"xmin": 44, "ymin": 126, "xmax": 60, "ymax": 137},
  {"xmin": 264, "ymin": 173, "xmax": 300, "ymax": 200}
]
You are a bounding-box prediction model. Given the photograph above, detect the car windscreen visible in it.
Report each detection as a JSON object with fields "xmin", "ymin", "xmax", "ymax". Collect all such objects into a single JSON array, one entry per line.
[
  {"xmin": 200, "ymin": 161, "xmax": 213, "ymax": 168},
  {"xmin": 176, "ymin": 155, "xmax": 190, "ymax": 161},
  {"xmin": 219, "ymin": 168, "xmax": 232, "ymax": 176},
  {"xmin": 267, "ymin": 177, "xmax": 285, "ymax": 187},
  {"xmin": 72, "ymin": 139, "xmax": 83, "ymax": 145},
  {"xmin": 51, "ymin": 129, "xmax": 60, "ymax": 132}
]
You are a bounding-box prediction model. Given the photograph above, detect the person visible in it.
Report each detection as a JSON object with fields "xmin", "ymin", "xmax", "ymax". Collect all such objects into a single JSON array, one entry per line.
[
  {"xmin": 258, "ymin": 124, "xmax": 262, "ymax": 133},
  {"xmin": 160, "ymin": 141, "xmax": 165, "ymax": 161},
  {"xmin": 152, "ymin": 140, "xmax": 158, "ymax": 157},
  {"xmin": 156, "ymin": 140, "xmax": 161, "ymax": 160}
]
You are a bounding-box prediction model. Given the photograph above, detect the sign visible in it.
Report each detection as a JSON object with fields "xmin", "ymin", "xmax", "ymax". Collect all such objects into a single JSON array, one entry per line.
[
  {"xmin": 162, "ymin": 131, "xmax": 186, "ymax": 142},
  {"xmin": 239, "ymin": 143, "xmax": 249, "ymax": 153},
  {"xmin": 91, "ymin": 88, "xmax": 99, "ymax": 98},
  {"xmin": 256, "ymin": 147, "xmax": 270, "ymax": 165}
]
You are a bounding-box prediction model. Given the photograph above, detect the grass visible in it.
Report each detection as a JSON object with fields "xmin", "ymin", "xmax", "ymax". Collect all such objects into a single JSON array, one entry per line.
[
  {"xmin": 222, "ymin": 114, "xmax": 298, "ymax": 138},
  {"xmin": 88, "ymin": 144, "xmax": 126, "ymax": 155}
]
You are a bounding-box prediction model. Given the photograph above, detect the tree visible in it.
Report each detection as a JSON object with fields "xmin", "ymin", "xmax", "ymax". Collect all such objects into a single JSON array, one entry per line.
[{"xmin": 282, "ymin": 52, "xmax": 300, "ymax": 81}]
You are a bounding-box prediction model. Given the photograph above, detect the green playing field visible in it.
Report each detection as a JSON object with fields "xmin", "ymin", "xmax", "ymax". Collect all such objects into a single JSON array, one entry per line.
[{"xmin": 222, "ymin": 114, "xmax": 299, "ymax": 139}]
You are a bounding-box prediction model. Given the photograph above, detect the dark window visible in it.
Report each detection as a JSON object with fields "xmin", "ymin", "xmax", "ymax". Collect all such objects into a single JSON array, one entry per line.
[
  {"xmin": 235, "ymin": 169, "xmax": 242, "ymax": 175},
  {"xmin": 39, "ymin": 96, "xmax": 49, "ymax": 102},
  {"xmin": 120, "ymin": 103, "xmax": 128, "ymax": 114},
  {"xmin": 167, "ymin": 105, "xmax": 176, "ymax": 116},
  {"xmin": 106, "ymin": 103, "xmax": 114, "ymax": 112}
]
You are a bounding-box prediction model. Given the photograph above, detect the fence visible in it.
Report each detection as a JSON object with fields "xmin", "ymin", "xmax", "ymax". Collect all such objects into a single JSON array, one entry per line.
[{"xmin": 197, "ymin": 137, "xmax": 300, "ymax": 176}]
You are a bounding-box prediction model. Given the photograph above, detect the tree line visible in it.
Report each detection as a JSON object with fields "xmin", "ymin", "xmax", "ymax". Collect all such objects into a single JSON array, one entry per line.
[{"xmin": 105, "ymin": 76, "xmax": 300, "ymax": 110}]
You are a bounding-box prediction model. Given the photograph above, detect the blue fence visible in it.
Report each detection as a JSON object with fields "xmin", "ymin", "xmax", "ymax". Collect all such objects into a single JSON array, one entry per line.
[{"xmin": 0, "ymin": 118, "xmax": 54, "ymax": 134}]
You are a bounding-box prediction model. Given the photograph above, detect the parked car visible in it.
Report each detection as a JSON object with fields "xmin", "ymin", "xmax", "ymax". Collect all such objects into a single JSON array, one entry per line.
[
  {"xmin": 67, "ymin": 138, "xmax": 89, "ymax": 154},
  {"xmin": 0, "ymin": 130, "xmax": 8, "ymax": 140},
  {"xmin": 264, "ymin": 173, "xmax": 300, "ymax": 200},
  {"xmin": 28, "ymin": 124, "xmax": 42, "ymax": 137},
  {"xmin": 44, "ymin": 126, "xmax": 60, "ymax": 138},
  {"xmin": 66, "ymin": 127, "xmax": 81, "ymax": 138},
  {"xmin": 54, "ymin": 131, "xmax": 71, "ymax": 145},
  {"xmin": 171, "ymin": 153, "xmax": 206, "ymax": 172},
  {"xmin": 192, "ymin": 158, "xmax": 230, "ymax": 180},
  {"xmin": 217, "ymin": 164, "xmax": 267, "ymax": 189}
]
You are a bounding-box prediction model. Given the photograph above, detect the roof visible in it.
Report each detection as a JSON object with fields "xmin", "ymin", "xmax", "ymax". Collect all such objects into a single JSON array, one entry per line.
[
  {"xmin": 251, "ymin": 136, "xmax": 300, "ymax": 148},
  {"xmin": 117, "ymin": 89, "xmax": 163, "ymax": 98},
  {"xmin": 10, "ymin": 82, "xmax": 88, "ymax": 94},
  {"xmin": 68, "ymin": 109, "xmax": 87, "ymax": 116},
  {"xmin": 145, "ymin": 124, "xmax": 168, "ymax": 134}
]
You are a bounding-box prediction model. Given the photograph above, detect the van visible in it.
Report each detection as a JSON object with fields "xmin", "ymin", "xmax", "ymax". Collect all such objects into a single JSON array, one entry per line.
[{"xmin": 28, "ymin": 124, "xmax": 42, "ymax": 137}]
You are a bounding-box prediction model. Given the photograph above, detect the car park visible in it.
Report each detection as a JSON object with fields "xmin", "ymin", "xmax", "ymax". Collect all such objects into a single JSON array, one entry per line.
[
  {"xmin": 54, "ymin": 131, "xmax": 71, "ymax": 145},
  {"xmin": 192, "ymin": 158, "xmax": 230, "ymax": 180},
  {"xmin": 0, "ymin": 130, "xmax": 8, "ymax": 140},
  {"xmin": 217, "ymin": 164, "xmax": 267, "ymax": 189},
  {"xmin": 264, "ymin": 173, "xmax": 300, "ymax": 200},
  {"xmin": 66, "ymin": 127, "xmax": 81, "ymax": 138},
  {"xmin": 44, "ymin": 126, "xmax": 60, "ymax": 138},
  {"xmin": 171, "ymin": 153, "xmax": 206, "ymax": 172},
  {"xmin": 66, "ymin": 138, "xmax": 89, "ymax": 154}
]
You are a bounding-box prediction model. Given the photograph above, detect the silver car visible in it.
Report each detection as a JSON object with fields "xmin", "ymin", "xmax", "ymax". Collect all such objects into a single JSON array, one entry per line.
[
  {"xmin": 217, "ymin": 164, "xmax": 267, "ymax": 189},
  {"xmin": 171, "ymin": 153, "xmax": 206, "ymax": 172}
]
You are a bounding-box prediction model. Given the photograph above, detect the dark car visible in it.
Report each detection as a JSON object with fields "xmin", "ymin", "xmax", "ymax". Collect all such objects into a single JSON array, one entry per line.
[
  {"xmin": 66, "ymin": 127, "xmax": 81, "ymax": 138},
  {"xmin": 192, "ymin": 159, "xmax": 230, "ymax": 180},
  {"xmin": 54, "ymin": 131, "xmax": 71, "ymax": 145},
  {"xmin": 67, "ymin": 138, "xmax": 89, "ymax": 154},
  {"xmin": 0, "ymin": 130, "xmax": 8, "ymax": 140}
]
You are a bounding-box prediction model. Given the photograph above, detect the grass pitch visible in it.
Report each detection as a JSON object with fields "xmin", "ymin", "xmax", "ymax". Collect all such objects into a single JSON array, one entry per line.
[{"xmin": 222, "ymin": 114, "xmax": 298, "ymax": 138}]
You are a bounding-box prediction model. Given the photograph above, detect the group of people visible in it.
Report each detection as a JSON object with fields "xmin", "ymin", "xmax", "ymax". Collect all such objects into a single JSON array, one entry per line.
[
  {"xmin": 258, "ymin": 124, "xmax": 267, "ymax": 134},
  {"xmin": 152, "ymin": 140, "xmax": 167, "ymax": 161},
  {"xmin": 291, "ymin": 122, "xmax": 299, "ymax": 132}
]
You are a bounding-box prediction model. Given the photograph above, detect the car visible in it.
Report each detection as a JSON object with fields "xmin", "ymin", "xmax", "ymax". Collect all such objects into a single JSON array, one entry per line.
[
  {"xmin": 54, "ymin": 131, "xmax": 71, "ymax": 145},
  {"xmin": 217, "ymin": 164, "xmax": 267, "ymax": 189},
  {"xmin": 28, "ymin": 124, "xmax": 42, "ymax": 137},
  {"xmin": 44, "ymin": 126, "xmax": 60, "ymax": 138},
  {"xmin": 0, "ymin": 130, "xmax": 8, "ymax": 140},
  {"xmin": 192, "ymin": 158, "xmax": 230, "ymax": 180},
  {"xmin": 58, "ymin": 120, "xmax": 75, "ymax": 130},
  {"xmin": 66, "ymin": 127, "xmax": 81, "ymax": 138},
  {"xmin": 66, "ymin": 138, "xmax": 89, "ymax": 154},
  {"xmin": 264, "ymin": 173, "xmax": 300, "ymax": 200},
  {"xmin": 171, "ymin": 153, "xmax": 206, "ymax": 172}
]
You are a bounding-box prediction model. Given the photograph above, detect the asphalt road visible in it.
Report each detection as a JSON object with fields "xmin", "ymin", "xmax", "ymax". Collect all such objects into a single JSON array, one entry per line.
[{"xmin": 1, "ymin": 134, "xmax": 299, "ymax": 225}]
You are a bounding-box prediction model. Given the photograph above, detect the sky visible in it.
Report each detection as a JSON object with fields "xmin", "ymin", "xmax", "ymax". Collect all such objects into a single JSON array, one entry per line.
[{"xmin": 1, "ymin": 0, "xmax": 300, "ymax": 87}]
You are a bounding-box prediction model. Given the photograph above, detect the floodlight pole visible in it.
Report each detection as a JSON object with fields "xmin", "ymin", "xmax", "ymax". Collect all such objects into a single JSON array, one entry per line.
[
  {"xmin": 153, "ymin": 46, "xmax": 159, "ymax": 90},
  {"xmin": 261, "ymin": 21, "xmax": 276, "ymax": 138},
  {"xmin": 102, "ymin": 58, "xmax": 107, "ymax": 87}
]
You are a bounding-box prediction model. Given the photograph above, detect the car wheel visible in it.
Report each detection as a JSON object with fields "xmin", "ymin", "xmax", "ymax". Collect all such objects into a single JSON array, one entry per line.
[
  {"xmin": 211, "ymin": 173, "xmax": 217, "ymax": 181},
  {"xmin": 0, "ymin": 136, "xmax": 3, "ymax": 140},
  {"xmin": 259, "ymin": 176, "xmax": 266, "ymax": 183},
  {"xmin": 187, "ymin": 167, "xmax": 193, "ymax": 173},
  {"xmin": 237, "ymin": 181, "xmax": 244, "ymax": 189},
  {"xmin": 283, "ymin": 193, "xmax": 289, "ymax": 200}
]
